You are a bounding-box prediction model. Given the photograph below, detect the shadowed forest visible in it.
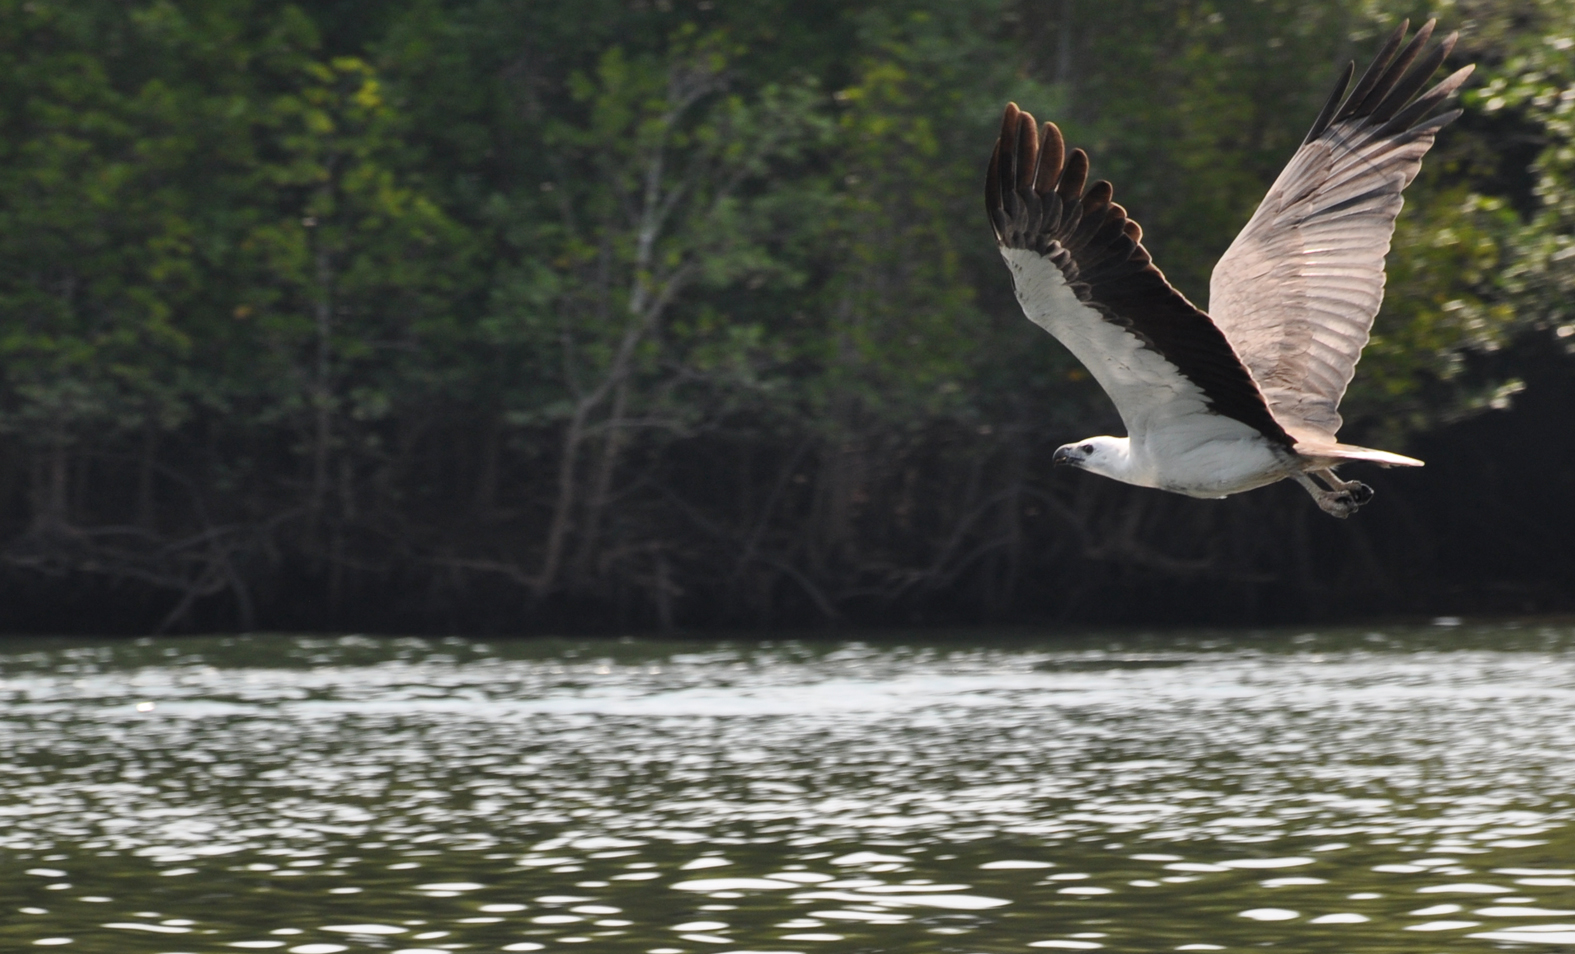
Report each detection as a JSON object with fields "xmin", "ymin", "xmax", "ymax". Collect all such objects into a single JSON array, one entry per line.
[{"xmin": 1, "ymin": 0, "xmax": 1573, "ymax": 633}]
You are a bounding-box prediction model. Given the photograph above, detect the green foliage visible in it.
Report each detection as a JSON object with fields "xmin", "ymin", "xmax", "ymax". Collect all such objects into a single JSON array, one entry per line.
[
  {"xmin": 806, "ymin": 25, "xmax": 988, "ymax": 426},
  {"xmin": 0, "ymin": 0, "xmax": 1570, "ymax": 629},
  {"xmin": 1343, "ymin": 0, "xmax": 1575, "ymax": 435},
  {"xmin": 503, "ymin": 26, "xmax": 830, "ymax": 447},
  {"xmin": 1467, "ymin": 0, "xmax": 1575, "ymax": 343}
]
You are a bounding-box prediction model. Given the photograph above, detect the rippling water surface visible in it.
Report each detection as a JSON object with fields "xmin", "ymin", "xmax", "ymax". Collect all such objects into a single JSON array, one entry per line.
[{"xmin": 4, "ymin": 626, "xmax": 1575, "ymax": 953}]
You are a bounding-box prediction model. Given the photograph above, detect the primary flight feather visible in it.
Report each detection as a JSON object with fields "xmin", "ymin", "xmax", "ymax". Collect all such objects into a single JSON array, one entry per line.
[{"xmin": 987, "ymin": 20, "xmax": 1473, "ymax": 517}]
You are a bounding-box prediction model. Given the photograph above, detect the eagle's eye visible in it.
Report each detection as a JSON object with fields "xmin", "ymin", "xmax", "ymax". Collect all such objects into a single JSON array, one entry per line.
[{"xmin": 1080, "ymin": 443, "xmax": 1094, "ymax": 454}]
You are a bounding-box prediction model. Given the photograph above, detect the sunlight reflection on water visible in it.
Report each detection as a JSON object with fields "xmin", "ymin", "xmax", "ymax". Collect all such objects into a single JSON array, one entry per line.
[{"xmin": 2, "ymin": 627, "xmax": 1575, "ymax": 952}]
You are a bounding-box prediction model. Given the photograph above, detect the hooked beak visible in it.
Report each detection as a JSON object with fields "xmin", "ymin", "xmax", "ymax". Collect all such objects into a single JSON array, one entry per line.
[{"xmin": 1052, "ymin": 446, "xmax": 1073, "ymax": 466}]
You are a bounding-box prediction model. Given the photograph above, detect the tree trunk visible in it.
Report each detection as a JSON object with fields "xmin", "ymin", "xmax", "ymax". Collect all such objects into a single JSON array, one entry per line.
[
  {"xmin": 534, "ymin": 400, "xmax": 589, "ymax": 597},
  {"xmin": 309, "ymin": 241, "xmax": 335, "ymax": 530},
  {"xmin": 138, "ymin": 420, "xmax": 158, "ymax": 531},
  {"xmin": 570, "ymin": 377, "xmax": 630, "ymax": 583},
  {"xmin": 473, "ymin": 414, "xmax": 501, "ymax": 514}
]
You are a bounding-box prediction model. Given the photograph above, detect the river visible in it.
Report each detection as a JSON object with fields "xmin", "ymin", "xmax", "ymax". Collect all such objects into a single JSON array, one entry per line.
[{"xmin": 3, "ymin": 625, "xmax": 1574, "ymax": 952}]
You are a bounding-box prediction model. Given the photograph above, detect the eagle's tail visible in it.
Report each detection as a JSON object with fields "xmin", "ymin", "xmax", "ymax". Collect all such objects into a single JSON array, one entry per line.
[{"xmin": 1295, "ymin": 440, "xmax": 1424, "ymax": 469}]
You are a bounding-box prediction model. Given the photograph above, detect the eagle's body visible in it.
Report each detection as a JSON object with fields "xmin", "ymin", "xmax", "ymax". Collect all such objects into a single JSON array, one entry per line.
[
  {"xmin": 1000, "ymin": 246, "xmax": 1293, "ymax": 498},
  {"xmin": 988, "ymin": 21, "xmax": 1472, "ymax": 517}
]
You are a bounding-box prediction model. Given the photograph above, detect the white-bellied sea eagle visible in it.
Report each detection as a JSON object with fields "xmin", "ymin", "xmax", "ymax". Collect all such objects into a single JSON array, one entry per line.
[{"xmin": 986, "ymin": 20, "xmax": 1472, "ymax": 517}]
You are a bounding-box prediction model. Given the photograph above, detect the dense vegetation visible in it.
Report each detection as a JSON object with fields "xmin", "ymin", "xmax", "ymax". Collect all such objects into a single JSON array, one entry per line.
[{"xmin": 1, "ymin": 0, "xmax": 1573, "ymax": 633}]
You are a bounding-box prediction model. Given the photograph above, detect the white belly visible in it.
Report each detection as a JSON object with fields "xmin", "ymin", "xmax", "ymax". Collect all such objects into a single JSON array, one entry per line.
[{"xmin": 1134, "ymin": 431, "xmax": 1292, "ymax": 498}]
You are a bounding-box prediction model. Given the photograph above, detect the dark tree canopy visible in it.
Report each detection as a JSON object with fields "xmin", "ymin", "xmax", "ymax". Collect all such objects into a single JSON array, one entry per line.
[{"xmin": 0, "ymin": 0, "xmax": 1572, "ymax": 633}]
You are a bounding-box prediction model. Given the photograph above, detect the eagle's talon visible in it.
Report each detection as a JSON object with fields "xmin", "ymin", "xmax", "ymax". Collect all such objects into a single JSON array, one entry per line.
[
  {"xmin": 1325, "ymin": 492, "xmax": 1357, "ymax": 519},
  {"xmin": 1297, "ymin": 473, "xmax": 1367, "ymax": 517}
]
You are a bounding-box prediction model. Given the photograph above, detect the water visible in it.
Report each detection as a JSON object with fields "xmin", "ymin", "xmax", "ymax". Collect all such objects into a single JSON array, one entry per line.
[{"xmin": 3, "ymin": 626, "xmax": 1575, "ymax": 953}]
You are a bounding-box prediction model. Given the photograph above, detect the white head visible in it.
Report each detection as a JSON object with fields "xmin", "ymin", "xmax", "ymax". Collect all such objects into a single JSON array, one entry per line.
[{"xmin": 1052, "ymin": 436, "xmax": 1133, "ymax": 482}]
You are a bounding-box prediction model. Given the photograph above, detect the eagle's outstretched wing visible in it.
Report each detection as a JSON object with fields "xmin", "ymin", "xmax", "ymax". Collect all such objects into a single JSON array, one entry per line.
[
  {"xmin": 987, "ymin": 106, "xmax": 1292, "ymax": 448},
  {"xmin": 1208, "ymin": 20, "xmax": 1473, "ymax": 441}
]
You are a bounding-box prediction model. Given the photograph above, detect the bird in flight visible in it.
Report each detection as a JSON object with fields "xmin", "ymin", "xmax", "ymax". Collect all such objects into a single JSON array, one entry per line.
[{"xmin": 987, "ymin": 20, "xmax": 1472, "ymax": 517}]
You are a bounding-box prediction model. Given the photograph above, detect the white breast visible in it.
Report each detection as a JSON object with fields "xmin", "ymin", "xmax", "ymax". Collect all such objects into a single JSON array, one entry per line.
[{"xmin": 1133, "ymin": 427, "xmax": 1292, "ymax": 498}]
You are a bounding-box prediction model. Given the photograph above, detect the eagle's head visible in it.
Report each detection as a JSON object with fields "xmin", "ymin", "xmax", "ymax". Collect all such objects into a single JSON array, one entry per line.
[{"xmin": 1052, "ymin": 436, "xmax": 1129, "ymax": 479}]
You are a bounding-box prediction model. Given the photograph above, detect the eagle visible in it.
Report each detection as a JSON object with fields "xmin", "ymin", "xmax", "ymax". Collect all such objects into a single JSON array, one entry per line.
[{"xmin": 987, "ymin": 20, "xmax": 1472, "ymax": 517}]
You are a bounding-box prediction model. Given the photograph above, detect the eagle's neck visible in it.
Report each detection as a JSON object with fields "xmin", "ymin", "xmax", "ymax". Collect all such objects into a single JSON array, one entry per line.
[{"xmin": 1082, "ymin": 437, "xmax": 1155, "ymax": 488}]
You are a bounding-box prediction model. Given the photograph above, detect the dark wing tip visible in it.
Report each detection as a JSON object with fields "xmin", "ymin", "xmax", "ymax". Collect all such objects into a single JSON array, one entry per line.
[
  {"xmin": 1015, "ymin": 111, "xmax": 1039, "ymax": 190},
  {"xmin": 1035, "ymin": 122, "xmax": 1065, "ymax": 195},
  {"xmin": 998, "ymin": 102, "xmax": 1022, "ymax": 144},
  {"xmin": 1369, "ymin": 25, "xmax": 1454, "ymax": 122},
  {"xmin": 985, "ymin": 140, "xmax": 1004, "ymax": 238},
  {"xmin": 1056, "ymin": 148, "xmax": 1089, "ymax": 202},
  {"xmin": 1304, "ymin": 61, "xmax": 1355, "ymax": 145},
  {"xmin": 1348, "ymin": 18, "xmax": 1435, "ymax": 118},
  {"xmin": 1311, "ymin": 18, "xmax": 1473, "ymax": 143},
  {"xmin": 986, "ymin": 106, "xmax": 1145, "ymax": 260},
  {"xmin": 988, "ymin": 101, "xmax": 1117, "ymax": 251},
  {"xmin": 1338, "ymin": 19, "xmax": 1409, "ymax": 123}
]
